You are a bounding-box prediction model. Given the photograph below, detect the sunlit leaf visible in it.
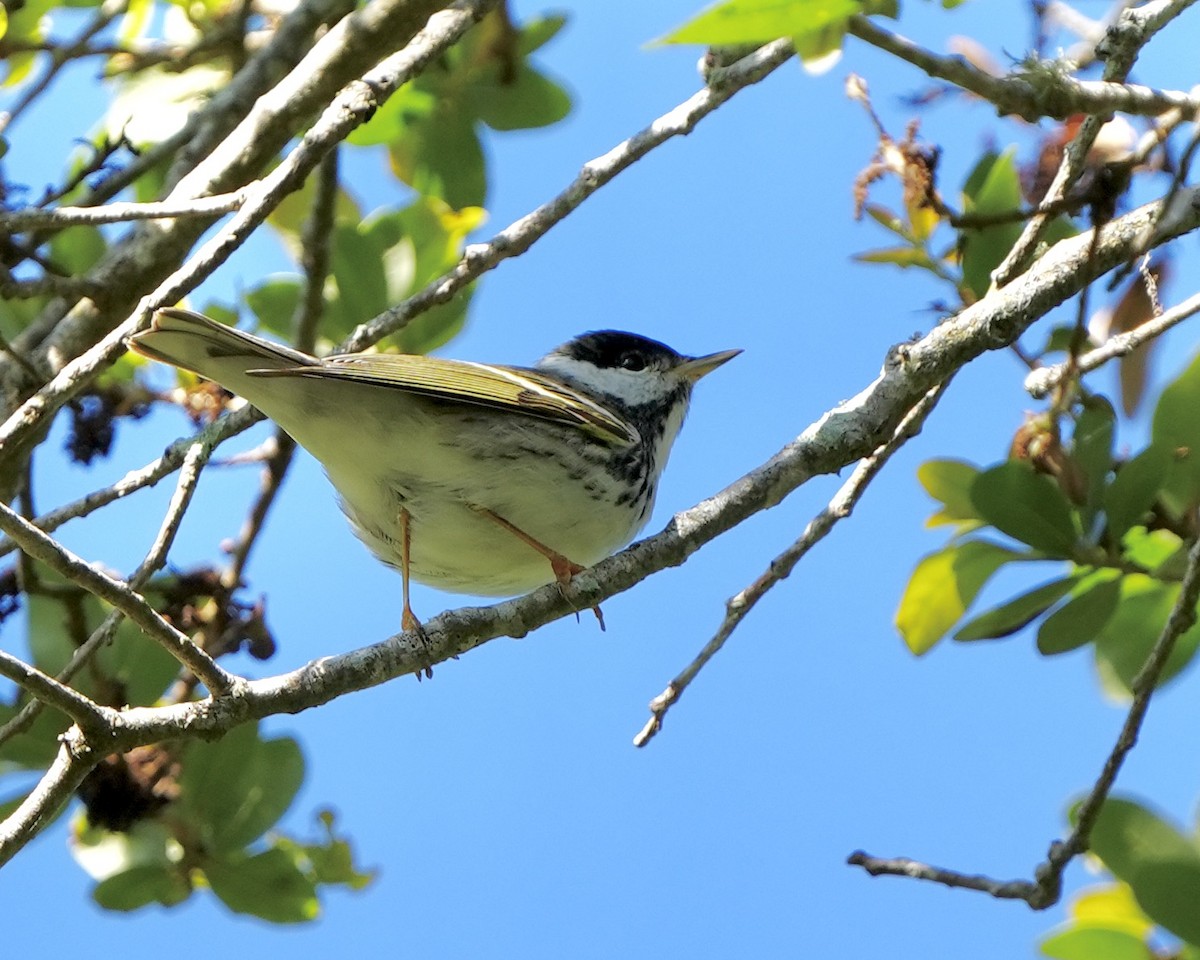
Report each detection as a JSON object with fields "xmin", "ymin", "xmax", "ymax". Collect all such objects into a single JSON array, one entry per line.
[
  {"xmin": 853, "ymin": 246, "xmax": 938, "ymax": 270},
  {"xmin": 895, "ymin": 539, "xmax": 1022, "ymax": 655},
  {"xmin": 918, "ymin": 458, "xmax": 982, "ymax": 528},
  {"xmin": 1039, "ymin": 925, "xmax": 1148, "ymax": 960},
  {"xmin": 959, "ymin": 147, "xmax": 1023, "ymax": 301},
  {"xmin": 660, "ymin": 0, "xmax": 863, "ymax": 45}
]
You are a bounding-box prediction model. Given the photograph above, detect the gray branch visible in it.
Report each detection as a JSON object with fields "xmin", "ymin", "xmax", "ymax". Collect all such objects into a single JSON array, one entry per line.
[{"xmin": 3, "ymin": 181, "xmax": 1195, "ymax": 867}]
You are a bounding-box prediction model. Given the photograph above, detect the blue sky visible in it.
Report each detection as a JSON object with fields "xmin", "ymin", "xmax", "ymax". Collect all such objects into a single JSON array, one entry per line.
[{"xmin": 5, "ymin": 0, "xmax": 1200, "ymax": 956}]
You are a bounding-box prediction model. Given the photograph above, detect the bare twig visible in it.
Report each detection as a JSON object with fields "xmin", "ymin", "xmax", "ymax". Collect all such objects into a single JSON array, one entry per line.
[
  {"xmin": 847, "ymin": 12, "xmax": 1198, "ymax": 123},
  {"xmin": 0, "ymin": 732, "xmax": 98, "ymax": 863},
  {"xmin": 222, "ymin": 149, "xmax": 337, "ymax": 588},
  {"xmin": 341, "ymin": 38, "xmax": 798, "ymax": 352},
  {"xmin": 0, "ymin": 438, "xmax": 213, "ymax": 748},
  {"xmin": 0, "ymin": 0, "xmax": 495, "ymax": 475},
  {"xmin": 0, "ymin": 0, "xmax": 128, "ymax": 137},
  {"xmin": 0, "ymin": 407, "xmax": 261, "ymax": 560},
  {"xmin": 1026, "ymin": 287, "xmax": 1200, "ymax": 397},
  {"xmin": 634, "ymin": 380, "xmax": 951, "ymax": 747},
  {"xmin": 0, "ymin": 191, "xmax": 251, "ymax": 231},
  {"xmin": 0, "ymin": 495, "xmax": 234, "ymax": 696},
  {"xmin": 848, "ymin": 532, "xmax": 1200, "ymax": 908},
  {"xmin": 0, "ymin": 649, "xmax": 111, "ymax": 731},
  {"xmin": 991, "ymin": 0, "xmax": 1196, "ymax": 287}
]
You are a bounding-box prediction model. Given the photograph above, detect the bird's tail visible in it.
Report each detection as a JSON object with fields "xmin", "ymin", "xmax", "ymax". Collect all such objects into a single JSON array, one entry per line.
[{"xmin": 127, "ymin": 308, "xmax": 315, "ymax": 383}]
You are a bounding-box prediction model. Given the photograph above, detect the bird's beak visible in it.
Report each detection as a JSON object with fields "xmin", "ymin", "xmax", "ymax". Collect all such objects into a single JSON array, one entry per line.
[{"xmin": 678, "ymin": 348, "xmax": 742, "ymax": 383}]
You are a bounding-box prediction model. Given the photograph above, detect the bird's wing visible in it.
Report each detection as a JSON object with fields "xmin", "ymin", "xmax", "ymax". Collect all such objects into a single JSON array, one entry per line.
[{"xmin": 249, "ymin": 354, "xmax": 640, "ymax": 446}]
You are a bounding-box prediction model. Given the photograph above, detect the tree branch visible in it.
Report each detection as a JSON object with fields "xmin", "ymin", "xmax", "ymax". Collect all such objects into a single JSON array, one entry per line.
[
  {"xmin": 1025, "ymin": 288, "xmax": 1200, "ymax": 397},
  {"xmin": 0, "ymin": 0, "xmax": 494, "ymax": 490},
  {"xmin": 2, "ymin": 181, "xmax": 1193, "ymax": 867},
  {"xmin": 0, "ymin": 437, "xmax": 214, "ymax": 748},
  {"xmin": 341, "ymin": 37, "xmax": 797, "ymax": 352},
  {"xmin": 0, "ymin": 649, "xmax": 112, "ymax": 732},
  {"xmin": 633, "ymin": 380, "xmax": 952, "ymax": 747},
  {"xmin": 0, "ymin": 191, "xmax": 251, "ymax": 231},
  {"xmin": 0, "ymin": 495, "xmax": 235, "ymax": 697},
  {"xmin": 847, "ymin": 5, "xmax": 1199, "ymax": 123},
  {"xmin": 848, "ymin": 531, "xmax": 1200, "ymax": 909}
]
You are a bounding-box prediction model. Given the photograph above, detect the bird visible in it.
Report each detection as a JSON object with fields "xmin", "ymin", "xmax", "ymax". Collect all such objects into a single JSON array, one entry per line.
[{"xmin": 128, "ymin": 308, "xmax": 739, "ymax": 632}]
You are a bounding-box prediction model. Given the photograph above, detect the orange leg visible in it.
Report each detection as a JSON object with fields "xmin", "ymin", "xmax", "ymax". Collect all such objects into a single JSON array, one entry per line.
[
  {"xmin": 471, "ymin": 505, "xmax": 605, "ymax": 631},
  {"xmin": 399, "ymin": 509, "xmax": 433, "ymax": 678}
]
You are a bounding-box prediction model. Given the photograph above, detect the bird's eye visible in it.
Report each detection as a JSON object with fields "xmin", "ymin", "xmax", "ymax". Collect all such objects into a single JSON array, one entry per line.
[{"xmin": 618, "ymin": 351, "xmax": 646, "ymax": 372}]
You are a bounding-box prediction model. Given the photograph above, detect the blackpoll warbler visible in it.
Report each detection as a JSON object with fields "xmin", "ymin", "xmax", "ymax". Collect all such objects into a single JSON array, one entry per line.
[{"xmin": 129, "ymin": 308, "xmax": 738, "ymax": 630}]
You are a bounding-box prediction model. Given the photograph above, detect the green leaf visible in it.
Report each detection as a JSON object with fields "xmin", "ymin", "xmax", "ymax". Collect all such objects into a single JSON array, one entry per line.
[
  {"xmin": 246, "ymin": 278, "xmax": 303, "ymax": 340},
  {"xmin": 178, "ymin": 724, "xmax": 305, "ymax": 854},
  {"xmin": 1073, "ymin": 397, "xmax": 1115, "ymax": 521},
  {"xmin": 106, "ymin": 64, "xmax": 228, "ymax": 146},
  {"xmin": 1037, "ymin": 572, "xmax": 1121, "ymax": 655},
  {"xmin": 1105, "ymin": 446, "xmax": 1170, "ymax": 543},
  {"xmin": 472, "ymin": 64, "xmax": 571, "ymax": 131},
  {"xmin": 278, "ymin": 810, "xmax": 376, "ymax": 891},
  {"xmin": 0, "ymin": 697, "xmax": 68, "ymax": 770},
  {"xmin": 918, "ymin": 458, "xmax": 982, "ymax": 528},
  {"xmin": 660, "ymin": 0, "xmax": 860, "ymax": 45},
  {"xmin": 953, "ymin": 575, "xmax": 1081, "ymax": 642},
  {"xmin": 1082, "ymin": 797, "xmax": 1200, "ymax": 947},
  {"xmin": 332, "ymin": 222, "xmax": 391, "ymax": 327},
  {"xmin": 220, "ymin": 737, "xmax": 305, "ymax": 851},
  {"xmin": 517, "ymin": 14, "xmax": 567, "ymax": 55},
  {"xmin": 970, "ymin": 461, "xmax": 1080, "ymax": 556},
  {"xmin": 1121, "ymin": 528, "xmax": 1183, "ymax": 574},
  {"xmin": 959, "ymin": 148, "xmax": 1023, "ymax": 301},
  {"xmin": 1151, "ymin": 351, "xmax": 1200, "ymax": 511},
  {"xmin": 1040, "ymin": 925, "xmax": 1148, "ymax": 960},
  {"xmin": 894, "ymin": 540, "xmax": 1022, "ymax": 655},
  {"xmin": 93, "ymin": 865, "xmax": 190, "ymax": 910},
  {"xmin": 205, "ymin": 847, "xmax": 319, "ymax": 923},
  {"xmin": 1094, "ymin": 575, "xmax": 1200, "ymax": 695},
  {"xmin": 26, "ymin": 581, "xmax": 178, "ymax": 708}
]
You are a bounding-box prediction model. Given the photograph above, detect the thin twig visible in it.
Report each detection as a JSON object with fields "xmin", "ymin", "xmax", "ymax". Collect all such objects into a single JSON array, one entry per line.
[
  {"xmin": 221, "ymin": 149, "xmax": 337, "ymax": 589},
  {"xmin": 634, "ymin": 380, "xmax": 951, "ymax": 747},
  {"xmin": 0, "ymin": 438, "xmax": 214, "ymax": 748},
  {"xmin": 848, "ymin": 532, "xmax": 1200, "ymax": 908},
  {"xmin": 0, "ymin": 0, "xmax": 128, "ymax": 137},
  {"xmin": 0, "ymin": 649, "xmax": 111, "ymax": 731},
  {"xmin": 341, "ymin": 38, "xmax": 797, "ymax": 352},
  {"xmin": 0, "ymin": 733, "xmax": 97, "ymax": 866},
  {"xmin": 0, "ymin": 496, "xmax": 234, "ymax": 696},
  {"xmin": 847, "ymin": 10, "xmax": 1198, "ymax": 123},
  {"xmin": 990, "ymin": 0, "xmax": 1196, "ymax": 287},
  {"xmin": 1026, "ymin": 288, "xmax": 1200, "ymax": 397},
  {"xmin": 0, "ymin": 190, "xmax": 251, "ymax": 231},
  {"xmin": 0, "ymin": 407, "xmax": 260, "ymax": 559}
]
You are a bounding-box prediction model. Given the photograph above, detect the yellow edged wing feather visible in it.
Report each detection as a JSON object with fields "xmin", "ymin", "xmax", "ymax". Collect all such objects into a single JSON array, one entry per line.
[{"xmin": 249, "ymin": 355, "xmax": 640, "ymax": 446}]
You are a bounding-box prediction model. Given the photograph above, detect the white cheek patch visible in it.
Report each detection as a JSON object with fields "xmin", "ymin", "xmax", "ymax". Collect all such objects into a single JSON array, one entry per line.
[{"xmin": 537, "ymin": 355, "xmax": 671, "ymax": 408}]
